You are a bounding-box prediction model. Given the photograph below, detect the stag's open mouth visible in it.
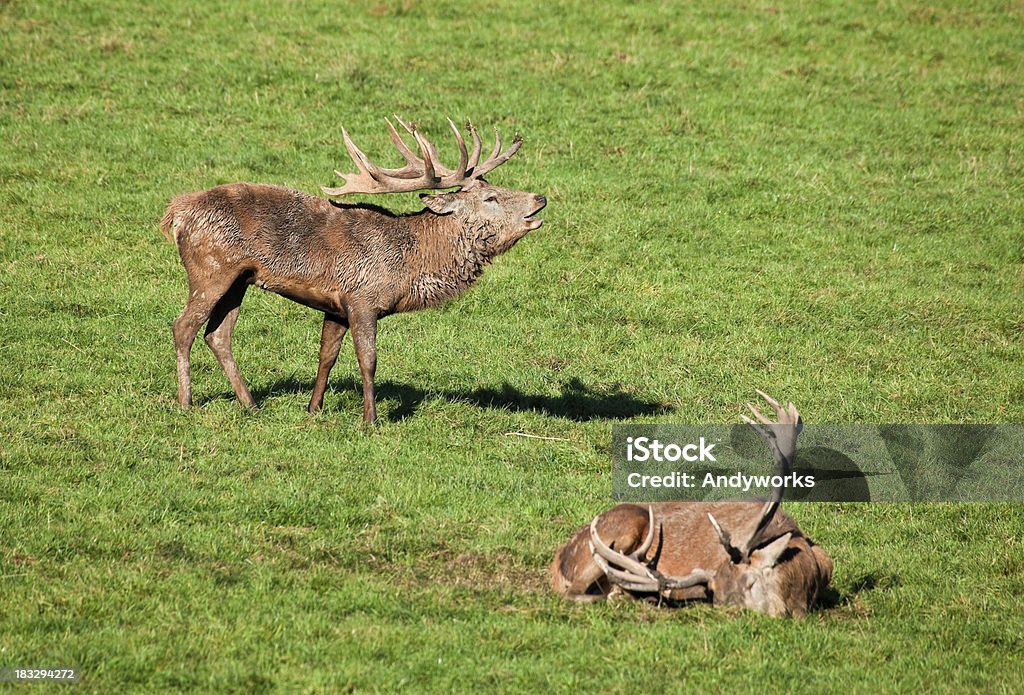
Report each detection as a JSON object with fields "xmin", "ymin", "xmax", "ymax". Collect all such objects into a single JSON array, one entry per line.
[{"xmin": 524, "ymin": 196, "xmax": 547, "ymax": 230}]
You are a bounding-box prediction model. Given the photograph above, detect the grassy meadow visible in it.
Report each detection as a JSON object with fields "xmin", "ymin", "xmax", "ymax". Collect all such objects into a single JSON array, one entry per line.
[{"xmin": 2, "ymin": 0, "xmax": 1023, "ymax": 692}]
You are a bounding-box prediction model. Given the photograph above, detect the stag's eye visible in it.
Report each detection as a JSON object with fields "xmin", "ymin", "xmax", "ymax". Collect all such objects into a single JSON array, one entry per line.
[{"xmin": 483, "ymin": 194, "xmax": 498, "ymax": 203}]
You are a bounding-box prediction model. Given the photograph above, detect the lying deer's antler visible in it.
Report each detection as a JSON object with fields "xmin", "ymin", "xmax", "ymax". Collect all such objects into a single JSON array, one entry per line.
[
  {"xmin": 589, "ymin": 506, "xmax": 712, "ymax": 595},
  {"xmin": 322, "ymin": 117, "xmax": 522, "ymax": 196},
  {"xmin": 709, "ymin": 390, "xmax": 803, "ymax": 561}
]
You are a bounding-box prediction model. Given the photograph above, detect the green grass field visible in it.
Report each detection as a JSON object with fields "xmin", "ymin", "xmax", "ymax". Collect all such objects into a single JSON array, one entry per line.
[{"xmin": 2, "ymin": 0, "xmax": 1023, "ymax": 692}]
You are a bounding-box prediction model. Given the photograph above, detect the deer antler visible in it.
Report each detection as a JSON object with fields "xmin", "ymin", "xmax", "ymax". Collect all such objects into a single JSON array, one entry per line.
[
  {"xmin": 321, "ymin": 117, "xmax": 523, "ymax": 196},
  {"xmin": 589, "ymin": 507, "xmax": 712, "ymax": 595},
  {"xmin": 709, "ymin": 390, "xmax": 802, "ymax": 561}
]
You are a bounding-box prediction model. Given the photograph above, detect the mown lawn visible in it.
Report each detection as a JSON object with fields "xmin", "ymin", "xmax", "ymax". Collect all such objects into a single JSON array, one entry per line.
[{"xmin": 1, "ymin": 1, "xmax": 1022, "ymax": 692}]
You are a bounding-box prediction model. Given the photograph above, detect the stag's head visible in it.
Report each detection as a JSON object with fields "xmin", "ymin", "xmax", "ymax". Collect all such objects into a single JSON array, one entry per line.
[
  {"xmin": 419, "ymin": 181, "xmax": 545, "ymax": 255},
  {"xmin": 323, "ymin": 117, "xmax": 546, "ymax": 255}
]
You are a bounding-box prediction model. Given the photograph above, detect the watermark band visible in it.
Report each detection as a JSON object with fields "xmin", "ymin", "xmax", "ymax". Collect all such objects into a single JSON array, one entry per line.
[{"xmin": 612, "ymin": 424, "xmax": 1024, "ymax": 502}]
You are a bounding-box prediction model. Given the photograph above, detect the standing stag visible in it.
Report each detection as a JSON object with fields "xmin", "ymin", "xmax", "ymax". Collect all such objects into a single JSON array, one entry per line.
[
  {"xmin": 161, "ymin": 118, "xmax": 546, "ymax": 422},
  {"xmin": 550, "ymin": 391, "xmax": 833, "ymax": 617}
]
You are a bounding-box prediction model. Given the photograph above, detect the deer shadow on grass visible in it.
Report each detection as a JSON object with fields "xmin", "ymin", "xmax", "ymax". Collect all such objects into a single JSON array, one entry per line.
[
  {"xmin": 245, "ymin": 375, "xmax": 670, "ymax": 422},
  {"xmin": 815, "ymin": 571, "xmax": 902, "ymax": 612}
]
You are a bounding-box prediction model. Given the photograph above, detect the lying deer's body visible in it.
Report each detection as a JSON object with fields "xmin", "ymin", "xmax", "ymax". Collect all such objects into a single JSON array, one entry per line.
[
  {"xmin": 551, "ymin": 501, "xmax": 832, "ymax": 617},
  {"xmin": 162, "ymin": 119, "xmax": 544, "ymax": 422},
  {"xmin": 550, "ymin": 393, "xmax": 833, "ymax": 617}
]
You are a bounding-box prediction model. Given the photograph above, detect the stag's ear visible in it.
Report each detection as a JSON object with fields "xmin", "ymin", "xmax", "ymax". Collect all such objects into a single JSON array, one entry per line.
[
  {"xmin": 420, "ymin": 192, "xmax": 460, "ymax": 215},
  {"xmin": 751, "ymin": 532, "xmax": 793, "ymax": 569}
]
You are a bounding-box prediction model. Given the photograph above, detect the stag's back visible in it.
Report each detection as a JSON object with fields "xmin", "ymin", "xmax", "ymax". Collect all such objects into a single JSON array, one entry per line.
[
  {"xmin": 654, "ymin": 501, "xmax": 801, "ymax": 573},
  {"xmin": 161, "ymin": 183, "xmax": 417, "ymax": 306},
  {"xmin": 162, "ymin": 183, "xmax": 335, "ymax": 251}
]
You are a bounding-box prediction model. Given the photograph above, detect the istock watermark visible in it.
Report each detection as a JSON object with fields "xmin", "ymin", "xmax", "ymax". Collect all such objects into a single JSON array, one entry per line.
[
  {"xmin": 612, "ymin": 424, "xmax": 1024, "ymax": 502},
  {"xmin": 625, "ymin": 436, "xmax": 718, "ymax": 462}
]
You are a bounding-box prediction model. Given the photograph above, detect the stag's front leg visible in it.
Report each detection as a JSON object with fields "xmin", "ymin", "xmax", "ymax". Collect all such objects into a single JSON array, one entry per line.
[
  {"xmin": 308, "ymin": 313, "xmax": 348, "ymax": 414},
  {"xmin": 348, "ymin": 306, "xmax": 379, "ymax": 423}
]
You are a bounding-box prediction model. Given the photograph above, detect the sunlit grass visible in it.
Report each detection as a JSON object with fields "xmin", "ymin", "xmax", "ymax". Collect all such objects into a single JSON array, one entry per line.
[{"xmin": 1, "ymin": 0, "xmax": 1022, "ymax": 692}]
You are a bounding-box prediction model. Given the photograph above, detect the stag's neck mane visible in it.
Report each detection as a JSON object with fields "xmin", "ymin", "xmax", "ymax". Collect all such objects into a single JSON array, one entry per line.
[{"xmin": 394, "ymin": 209, "xmax": 494, "ymax": 312}]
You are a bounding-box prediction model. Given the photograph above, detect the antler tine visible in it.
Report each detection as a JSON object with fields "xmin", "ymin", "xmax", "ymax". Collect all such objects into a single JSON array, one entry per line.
[
  {"xmin": 383, "ymin": 117, "xmax": 425, "ymax": 177},
  {"xmin": 472, "ymin": 128, "xmax": 524, "ymax": 179},
  {"xmin": 487, "ymin": 127, "xmax": 502, "ymax": 164},
  {"xmin": 735, "ymin": 391, "xmax": 802, "ymax": 557},
  {"xmin": 413, "ymin": 128, "xmax": 446, "ymax": 176},
  {"xmin": 411, "ymin": 129, "xmax": 438, "ymax": 184},
  {"xmin": 739, "ymin": 413, "xmax": 770, "ymax": 442},
  {"xmin": 744, "ymin": 403, "xmax": 774, "ymax": 427},
  {"xmin": 634, "ymin": 506, "xmax": 657, "ymax": 560},
  {"xmin": 465, "ymin": 121, "xmax": 483, "ymax": 174},
  {"xmin": 707, "ymin": 512, "xmax": 731, "ymax": 549},
  {"xmin": 446, "ymin": 118, "xmax": 470, "ymax": 178},
  {"xmin": 754, "ymin": 388, "xmax": 781, "ymax": 409},
  {"xmin": 341, "ymin": 127, "xmax": 382, "ymax": 180},
  {"xmin": 395, "ymin": 115, "xmax": 459, "ymax": 181},
  {"xmin": 751, "ymin": 389, "xmax": 801, "ymax": 429},
  {"xmin": 392, "ymin": 115, "xmax": 416, "ymax": 137},
  {"xmin": 589, "ymin": 517, "xmax": 658, "ymax": 582},
  {"xmin": 708, "ymin": 512, "xmax": 744, "ymax": 564}
]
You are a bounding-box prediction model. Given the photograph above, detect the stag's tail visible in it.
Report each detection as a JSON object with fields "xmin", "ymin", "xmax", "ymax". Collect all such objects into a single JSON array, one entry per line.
[{"xmin": 159, "ymin": 203, "xmax": 177, "ymax": 244}]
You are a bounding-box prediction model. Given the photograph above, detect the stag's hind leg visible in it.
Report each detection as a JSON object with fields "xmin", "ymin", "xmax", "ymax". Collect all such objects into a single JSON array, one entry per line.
[
  {"xmin": 172, "ymin": 272, "xmax": 244, "ymax": 408},
  {"xmin": 204, "ymin": 278, "xmax": 255, "ymax": 408},
  {"xmin": 308, "ymin": 313, "xmax": 348, "ymax": 414}
]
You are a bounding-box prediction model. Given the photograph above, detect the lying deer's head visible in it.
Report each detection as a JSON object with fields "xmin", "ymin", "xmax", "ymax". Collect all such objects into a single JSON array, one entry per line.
[
  {"xmin": 323, "ymin": 117, "xmax": 546, "ymax": 255},
  {"xmin": 704, "ymin": 528, "xmax": 832, "ymax": 617},
  {"xmin": 706, "ymin": 528, "xmax": 798, "ymax": 616}
]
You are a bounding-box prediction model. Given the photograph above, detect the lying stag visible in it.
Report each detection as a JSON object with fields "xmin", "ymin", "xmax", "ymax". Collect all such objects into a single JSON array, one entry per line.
[
  {"xmin": 161, "ymin": 118, "xmax": 546, "ymax": 422},
  {"xmin": 550, "ymin": 391, "xmax": 832, "ymax": 617}
]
